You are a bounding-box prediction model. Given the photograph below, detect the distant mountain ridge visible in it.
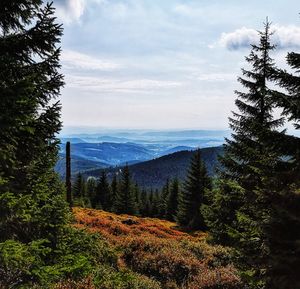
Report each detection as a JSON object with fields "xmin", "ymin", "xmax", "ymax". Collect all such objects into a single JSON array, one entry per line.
[{"xmin": 83, "ymin": 146, "xmax": 224, "ymax": 189}]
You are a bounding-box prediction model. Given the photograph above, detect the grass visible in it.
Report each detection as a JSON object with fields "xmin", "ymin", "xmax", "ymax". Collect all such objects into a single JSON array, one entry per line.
[{"xmin": 71, "ymin": 207, "xmax": 241, "ymax": 289}]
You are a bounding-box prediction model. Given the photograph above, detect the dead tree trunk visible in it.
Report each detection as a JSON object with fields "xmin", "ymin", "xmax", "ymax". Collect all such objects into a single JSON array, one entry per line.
[{"xmin": 66, "ymin": 141, "xmax": 73, "ymax": 208}]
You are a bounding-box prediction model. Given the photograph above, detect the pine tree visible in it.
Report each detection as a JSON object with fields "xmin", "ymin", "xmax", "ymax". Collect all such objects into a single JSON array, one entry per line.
[
  {"xmin": 133, "ymin": 183, "xmax": 142, "ymax": 215},
  {"xmin": 110, "ymin": 174, "xmax": 118, "ymax": 211},
  {"xmin": 264, "ymin": 49, "xmax": 300, "ymax": 289},
  {"xmin": 217, "ymin": 21, "xmax": 289, "ymax": 288},
  {"xmin": 0, "ymin": 0, "xmax": 67, "ymax": 241},
  {"xmin": 0, "ymin": 1, "xmax": 84, "ymax": 285},
  {"xmin": 96, "ymin": 171, "xmax": 112, "ymax": 211},
  {"xmin": 86, "ymin": 177, "xmax": 97, "ymax": 208},
  {"xmin": 165, "ymin": 178, "xmax": 180, "ymax": 221},
  {"xmin": 176, "ymin": 149, "xmax": 211, "ymax": 230},
  {"xmin": 158, "ymin": 179, "xmax": 170, "ymax": 218},
  {"xmin": 113, "ymin": 165, "xmax": 137, "ymax": 215},
  {"xmin": 72, "ymin": 173, "xmax": 86, "ymax": 203},
  {"xmin": 140, "ymin": 189, "xmax": 151, "ymax": 217}
]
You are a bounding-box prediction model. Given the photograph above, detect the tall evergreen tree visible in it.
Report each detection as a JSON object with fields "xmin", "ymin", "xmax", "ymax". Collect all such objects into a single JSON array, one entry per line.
[
  {"xmin": 165, "ymin": 178, "xmax": 180, "ymax": 221},
  {"xmin": 96, "ymin": 171, "xmax": 112, "ymax": 211},
  {"xmin": 0, "ymin": 1, "xmax": 90, "ymax": 286},
  {"xmin": 73, "ymin": 173, "xmax": 86, "ymax": 199},
  {"xmin": 176, "ymin": 149, "xmax": 211, "ymax": 230},
  {"xmin": 158, "ymin": 179, "xmax": 170, "ymax": 218},
  {"xmin": 216, "ymin": 21, "xmax": 289, "ymax": 288},
  {"xmin": 133, "ymin": 183, "xmax": 142, "ymax": 215},
  {"xmin": 86, "ymin": 177, "xmax": 97, "ymax": 208},
  {"xmin": 113, "ymin": 165, "xmax": 137, "ymax": 215},
  {"xmin": 0, "ymin": 0, "xmax": 68, "ymax": 242},
  {"xmin": 110, "ymin": 174, "xmax": 118, "ymax": 210},
  {"xmin": 264, "ymin": 49, "xmax": 300, "ymax": 289}
]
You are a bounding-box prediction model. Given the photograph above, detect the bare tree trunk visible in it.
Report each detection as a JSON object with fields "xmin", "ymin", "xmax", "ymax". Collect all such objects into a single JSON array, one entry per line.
[{"xmin": 66, "ymin": 141, "xmax": 73, "ymax": 208}]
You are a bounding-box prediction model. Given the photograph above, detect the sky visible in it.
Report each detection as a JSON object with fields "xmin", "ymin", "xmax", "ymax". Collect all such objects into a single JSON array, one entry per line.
[{"xmin": 52, "ymin": 0, "xmax": 300, "ymax": 130}]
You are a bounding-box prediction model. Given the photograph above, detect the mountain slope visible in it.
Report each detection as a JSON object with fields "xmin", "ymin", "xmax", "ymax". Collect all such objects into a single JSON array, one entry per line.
[
  {"xmin": 55, "ymin": 154, "xmax": 109, "ymax": 178},
  {"xmin": 84, "ymin": 146, "xmax": 224, "ymax": 189}
]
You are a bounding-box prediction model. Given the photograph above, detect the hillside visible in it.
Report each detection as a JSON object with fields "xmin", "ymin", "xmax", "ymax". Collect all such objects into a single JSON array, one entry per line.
[
  {"xmin": 70, "ymin": 207, "xmax": 240, "ymax": 289},
  {"xmin": 84, "ymin": 146, "xmax": 224, "ymax": 188},
  {"xmin": 55, "ymin": 154, "xmax": 109, "ymax": 178}
]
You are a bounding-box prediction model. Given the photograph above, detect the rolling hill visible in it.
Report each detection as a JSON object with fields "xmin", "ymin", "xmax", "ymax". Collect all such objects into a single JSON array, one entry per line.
[{"xmin": 83, "ymin": 146, "xmax": 224, "ymax": 189}]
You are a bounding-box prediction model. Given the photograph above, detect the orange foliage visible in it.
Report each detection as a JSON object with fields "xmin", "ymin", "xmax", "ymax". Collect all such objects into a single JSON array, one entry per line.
[{"xmin": 73, "ymin": 207, "xmax": 240, "ymax": 289}]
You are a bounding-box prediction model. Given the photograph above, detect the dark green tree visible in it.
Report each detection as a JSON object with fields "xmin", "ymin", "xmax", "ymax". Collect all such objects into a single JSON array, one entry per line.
[
  {"xmin": 176, "ymin": 149, "xmax": 211, "ymax": 230},
  {"xmin": 72, "ymin": 173, "xmax": 88, "ymax": 207},
  {"xmin": 0, "ymin": 1, "xmax": 96, "ymax": 286},
  {"xmin": 140, "ymin": 189, "xmax": 151, "ymax": 217},
  {"xmin": 165, "ymin": 178, "xmax": 180, "ymax": 221},
  {"xmin": 73, "ymin": 173, "xmax": 86, "ymax": 198},
  {"xmin": 110, "ymin": 174, "xmax": 118, "ymax": 210},
  {"xmin": 202, "ymin": 179, "xmax": 244, "ymax": 245},
  {"xmin": 96, "ymin": 171, "xmax": 112, "ymax": 211},
  {"xmin": 133, "ymin": 183, "xmax": 142, "ymax": 215},
  {"xmin": 217, "ymin": 21, "xmax": 290, "ymax": 288},
  {"xmin": 86, "ymin": 177, "xmax": 97, "ymax": 208},
  {"xmin": 158, "ymin": 179, "xmax": 170, "ymax": 218},
  {"xmin": 113, "ymin": 165, "xmax": 137, "ymax": 215},
  {"xmin": 265, "ymin": 49, "xmax": 300, "ymax": 289}
]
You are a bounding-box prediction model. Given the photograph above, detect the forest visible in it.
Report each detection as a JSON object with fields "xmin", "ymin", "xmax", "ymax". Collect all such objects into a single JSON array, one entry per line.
[{"xmin": 0, "ymin": 1, "xmax": 299, "ymax": 289}]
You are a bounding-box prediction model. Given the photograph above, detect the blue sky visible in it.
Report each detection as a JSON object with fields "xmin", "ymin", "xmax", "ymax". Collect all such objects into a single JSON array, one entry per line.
[{"xmin": 53, "ymin": 0, "xmax": 300, "ymax": 130}]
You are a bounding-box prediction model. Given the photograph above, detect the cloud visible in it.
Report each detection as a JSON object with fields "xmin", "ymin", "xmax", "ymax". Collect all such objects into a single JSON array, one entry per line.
[
  {"xmin": 197, "ymin": 73, "xmax": 236, "ymax": 82},
  {"xmin": 61, "ymin": 50, "xmax": 121, "ymax": 71},
  {"xmin": 220, "ymin": 25, "xmax": 300, "ymax": 50},
  {"xmin": 65, "ymin": 75, "xmax": 182, "ymax": 94},
  {"xmin": 54, "ymin": 0, "xmax": 106, "ymax": 23},
  {"xmin": 54, "ymin": 0, "xmax": 86, "ymax": 23}
]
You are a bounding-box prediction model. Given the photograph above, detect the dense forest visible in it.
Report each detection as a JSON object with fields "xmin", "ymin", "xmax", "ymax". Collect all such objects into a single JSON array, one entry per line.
[{"xmin": 0, "ymin": 1, "xmax": 299, "ymax": 289}]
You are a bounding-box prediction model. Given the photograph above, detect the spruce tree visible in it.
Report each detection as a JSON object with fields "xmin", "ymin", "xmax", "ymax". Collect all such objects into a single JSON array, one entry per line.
[
  {"xmin": 159, "ymin": 179, "xmax": 170, "ymax": 218},
  {"xmin": 113, "ymin": 165, "xmax": 137, "ymax": 215},
  {"xmin": 165, "ymin": 178, "xmax": 180, "ymax": 221},
  {"xmin": 110, "ymin": 174, "xmax": 118, "ymax": 210},
  {"xmin": 96, "ymin": 171, "xmax": 112, "ymax": 211},
  {"xmin": 265, "ymin": 50, "xmax": 300, "ymax": 289},
  {"xmin": 0, "ymin": 0, "xmax": 67, "ymax": 244},
  {"xmin": 72, "ymin": 173, "xmax": 87, "ymax": 206},
  {"xmin": 86, "ymin": 177, "xmax": 97, "ymax": 208},
  {"xmin": 0, "ymin": 1, "xmax": 90, "ymax": 285},
  {"xmin": 176, "ymin": 149, "xmax": 211, "ymax": 230},
  {"xmin": 218, "ymin": 21, "xmax": 289, "ymax": 288}
]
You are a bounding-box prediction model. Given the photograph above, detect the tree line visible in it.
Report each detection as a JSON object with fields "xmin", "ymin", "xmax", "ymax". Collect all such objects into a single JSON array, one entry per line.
[{"xmin": 71, "ymin": 148, "xmax": 211, "ymax": 230}]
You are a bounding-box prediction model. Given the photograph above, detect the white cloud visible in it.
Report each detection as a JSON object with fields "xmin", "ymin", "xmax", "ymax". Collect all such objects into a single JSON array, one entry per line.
[
  {"xmin": 65, "ymin": 75, "xmax": 183, "ymax": 93},
  {"xmin": 219, "ymin": 27, "xmax": 259, "ymax": 50},
  {"xmin": 197, "ymin": 73, "xmax": 236, "ymax": 82},
  {"xmin": 54, "ymin": 0, "xmax": 107, "ymax": 23},
  {"xmin": 220, "ymin": 25, "xmax": 300, "ymax": 50},
  {"xmin": 54, "ymin": 0, "xmax": 86, "ymax": 23},
  {"xmin": 61, "ymin": 50, "xmax": 121, "ymax": 71}
]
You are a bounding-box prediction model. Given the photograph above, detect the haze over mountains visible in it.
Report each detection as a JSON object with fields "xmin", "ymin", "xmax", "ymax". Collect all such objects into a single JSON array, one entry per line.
[{"xmin": 56, "ymin": 130, "xmax": 228, "ymax": 187}]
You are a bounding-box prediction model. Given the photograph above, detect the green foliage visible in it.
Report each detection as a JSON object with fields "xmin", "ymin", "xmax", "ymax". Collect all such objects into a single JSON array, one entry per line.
[
  {"xmin": 202, "ymin": 180, "xmax": 244, "ymax": 246},
  {"xmin": 176, "ymin": 149, "xmax": 211, "ymax": 230},
  {"xmin": 165, "ymin": 179, "xmax": 180, "ymax": 221},
  {"xmin": 113, "ymin": 165, "xmax": 137, "ymax": 215},
  {"xmin": 209, "ymin": 21, "xmax": 295, "ymax": 288},
  {"xmin": 96, "ymin": 171, "xmax": 112, "ymax": 211}
]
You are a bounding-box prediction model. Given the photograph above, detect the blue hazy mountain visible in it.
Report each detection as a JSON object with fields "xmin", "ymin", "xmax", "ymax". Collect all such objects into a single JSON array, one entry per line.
[
  {"xmin": 56, "ymin": 130, "xmax": 229, "ymax": 182},
  {"xmin": 82, "ymin": 146, "xmax": 224, "ymax": 189},
  {"xmin": 55, "ymin": 154, "xmax": 109, "ymax": 178},
  {"xmin": 59, "ymin": 142, "xmax": 155, "ymax": 166}
]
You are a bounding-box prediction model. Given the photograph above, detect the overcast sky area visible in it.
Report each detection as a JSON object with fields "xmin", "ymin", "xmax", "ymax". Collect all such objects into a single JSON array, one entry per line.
[{"xmin": 52, "ymin": 0, "xmax": 300, "ymax": 131}]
